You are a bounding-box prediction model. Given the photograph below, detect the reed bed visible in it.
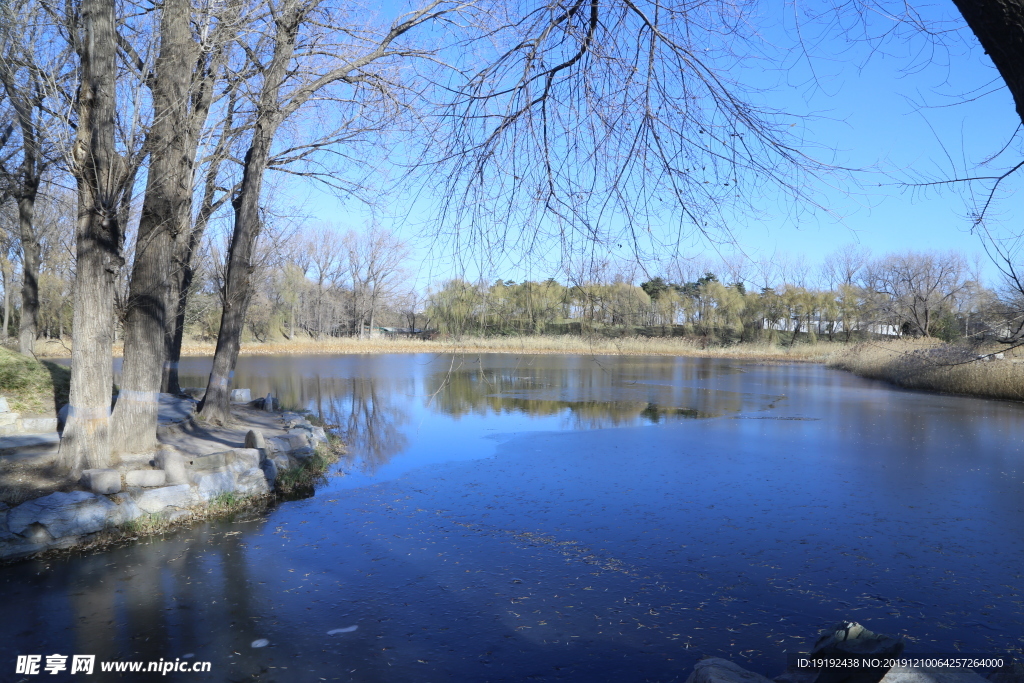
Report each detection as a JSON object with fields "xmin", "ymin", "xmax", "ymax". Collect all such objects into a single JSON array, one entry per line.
[
  {"xmin": 155, "ymin": 334, "xmax": 838, "ymax": 362},
  {"xmin": 828, "ymin": 338, "xmax": 1024, "ymax": 401}
]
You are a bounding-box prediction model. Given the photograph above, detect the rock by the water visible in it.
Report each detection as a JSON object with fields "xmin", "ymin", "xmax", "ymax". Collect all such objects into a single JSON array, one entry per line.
[
  {"xmin": 685, "ymin": 658, "xmax": 776, "ymax": 683},
  {"xmin": 0, "ymin": 396, "xmax": 9, "ymax": 412},
  {"xmin": 8, "ymin": 491, "xmax": 116, "ymax": 539},
  {"xmin": 107, "ymin": 492, "xmax": 143, "ymax": 525},
  {"xmin": 189, "ymin": 451, "xmax": 229, "ymax": 471},
  {"xmin": 229, "ymin": 388, "xmax": 252, "ymax": 403},
  {"xmin": 155, "ymin": 448, "xmax": 189, "ymax": 485},
  {"xmin": 125, "ymin": 469, "xmax": 167, "ymax": 488},
  {"xmin": 82, "ymin": 468, "xmax": 121, "ymax": 495},
  {"xmin": 244, "ymin": 429, "xmax": 266, "ymax": 450},
  {"xmin": 236, "ymin": 467, "xmax": 270, "ymax": 497},
  {"xmin": 812, "ymin": 622, "xmax": 904, "ymax": 658},
  {"xmin": 192, "ymin": 471, "xmax": 236, "ymax": 501},
  {"xmin": 260, "ymin": 458, "xmax": 278, "ymax": 488},
  {"xmin": 134, "ymin": 484, "xmax": 194, "ymax": 513}
]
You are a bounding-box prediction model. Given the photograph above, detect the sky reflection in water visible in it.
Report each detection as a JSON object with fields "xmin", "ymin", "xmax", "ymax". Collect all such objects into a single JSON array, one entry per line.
[{"xmin": 1, "ymin": 353, "xmax": 1022, "ymax": 682}]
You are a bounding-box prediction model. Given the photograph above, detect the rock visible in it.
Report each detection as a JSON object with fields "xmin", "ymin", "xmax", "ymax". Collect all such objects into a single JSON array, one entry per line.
[
  {"xmin": 192, "ymin": 471, "xmax": 237, "ymax": 501},
  {"xmin": 134, "ymin": 484, "xmax": 194, "ymax": 513},
  {"xmin": 812, "ymin": 622, "xmax": 904, "ymax": 658},
  {"xmin": 879, "ymin": 669, "xmax": 990, "ymax": 683},
  {"xmin": 230, "ymin": 448, "xmax": 260, "ymax": 471},
  {"xmin": 685, "ymin": 658, "xmax": 776, "ymax": 683},
  {"xmin": 0, "ymin": 411, "xmax": 19, "ymax": 426},
  {"xmin": 290, "ymin": 446, "xmax": 316, "ymax": 461},
  {"xmin": 8, "ymin": 491, "xmax": 116, "ymax": 539},
  {"xmin": 260, "ymin": 458, "xmax": 278, "ymax": 488},
  {"xmin": 155, "ymin": 448, "xmax": 189, "ymax": 485},
  {"xmin": 271, "ymin": 453, "xmax": 292, "ymax": 473},
  {"xmin": 108, "ymin": 492, "xmax": 143, "ymax": 525},
  {"xmin": 236, "ymin": 467, "xmax": 270, "ymax": 496},
  {"xmin": 310, "ymin": 426, "xmax": 327, "ymax": 446},
  {"xmin": 20, "ymin": 417, "xmax": 58, "ymax": 432},
  {"xmin": 244, "ymin": 429, "xmax": 266, "ymax": 450},
  {"xmin": 229, "ymin": 388, "xmax": 252, "ymax": 403},
  {"xmin": 82, "ymin": 468, "xmax": 122, "ymax": 495},
  {"xmin": 189, "ymin": 451, "xmax": 229, "ymax": 471},
  {"xmin": 125, "ymin": 469, "xmax": 167, "ymax": 488},
  {"xmin": 0, "ymin": 396, "xmax": 9, "ymax": 412},
  {"xmin": 264, "ymin": 393, "xmax": 275, "ymax": 411},
  {"xmin": 280, "ymin": 432, "xmax": 309, "ymax": 451}
]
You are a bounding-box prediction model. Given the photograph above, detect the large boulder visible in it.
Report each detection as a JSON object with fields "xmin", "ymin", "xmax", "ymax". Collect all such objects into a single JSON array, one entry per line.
[
  {"xmin": 686, "ymin": 659, "xmax": 776, "ymax": 683},
  {"xmin": 134, "ymin": 485, "xmax": 194, "ymax": 513},
  {"xmin": 107, "ymin": 492, "xmax": 143, "ymax": 525},
  {"xmin": 7, "ymin": 491, "xmax": 117, "ymax": 539},
  {"xmin": 812, "ymin": 622, "xmax": 904, "ymax": 658},
  {"xmin": 155, "ymin": 448, "xmax": 189, "ymax": 485},
  {"xmin": 229, "ymin": 388, "xmax": 252, "ymax": 403},
  {"xmin": 236, "ymin": 467, "xmax": 270, "ymax": 497},
  {"xmin": 244, "ymin": 429, "xmax": 266, "ymax": 450},
  {"xmin": 192, "ymin": 471, "xmax": 236, "ymax": 501},
  {"xmin": 82, "ymin": 468, "xmax": 121, "ymax": 495},
  {"xmin": 125, "ymin": 470, "xmax": 167, "ymax": 488}
]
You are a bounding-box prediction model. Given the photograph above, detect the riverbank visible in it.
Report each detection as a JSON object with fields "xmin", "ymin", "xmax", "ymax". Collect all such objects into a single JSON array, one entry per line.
[
  {"xmin": 828, "ymin": 339, "xmax": 1024, "ymax": 402},
  {"xmin": 31, "ymin": 334, "xmax": 838, "ymax": 362},
  {"xmin": 0, "ymin": 399, "xmax": 346, "ymax": 563}
]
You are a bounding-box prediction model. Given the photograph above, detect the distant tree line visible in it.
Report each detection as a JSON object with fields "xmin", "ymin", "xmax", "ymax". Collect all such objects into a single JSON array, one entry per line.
[{"xmin": 424, "ymin": 249, "xmax": 1013, "ymax": 343}]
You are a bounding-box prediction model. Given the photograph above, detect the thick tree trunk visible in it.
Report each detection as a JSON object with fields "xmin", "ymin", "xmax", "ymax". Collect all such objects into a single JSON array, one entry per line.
[
  {"xmin": 952, "ymin": 0, "xmax": 1024, "ymax": 124},
  {"xmin": 111, "ymin": 0, "xmax": 196, "ymax": 454},
  {"xmin": 1, "ymin": 258, "xmax": 11, "ymax": 341},
  {"xmin": 58, "ymin": 0, "xmax": 123, "ymax": 475}
]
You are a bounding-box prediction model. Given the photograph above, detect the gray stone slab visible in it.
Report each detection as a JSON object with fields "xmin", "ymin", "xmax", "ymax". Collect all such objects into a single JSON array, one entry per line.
[
  {"xmin": 125, "ymin": 469, "xmax": 167, "ymax": 488},
  {"xmin": 229, "ymin": 388, "xmax": 252, "ymax": 403},
  {"xmin": 236, "ymin": 467, "xmax": 270, "ymax": 497},
  {"xmin": 82, "ymin": 468, "xmax": 121, "ymax": 495},
  {"xmin": 20, "ymin": 417, "xmax": 58, "ymax": 433},
  {"xmin": 192, "ymin": 471, "xmax": 237, "ymax": 501},
  {"xmin": 155, "ymin": 449, "xmax": 189, "ymax": 485},
  {"xmin": 134, "ymin": 484, "xmax": 194, "ymax": 513},
  {"xmin": 244, "ymin": 429, "xmax": 266, "ymax": 450},
  {"xmin": 7, "ymin": 491, "xmax": 116, "ymax": 539},
  {"xmin": 107, "ymin": 492, "xmax": 143, "ymax": 525},
  {"xmin": 189, "ymin": 451, "xmax": 228, "ymax": 471},
  {"xmin": 0, "ymin": 397, "xmax": 10, "ymax": 412}
]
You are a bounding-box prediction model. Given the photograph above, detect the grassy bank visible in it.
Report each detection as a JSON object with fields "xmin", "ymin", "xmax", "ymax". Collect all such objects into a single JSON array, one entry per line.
[
  {"xmin": 30, "ymin": 334, "xmax": 839, "ymax": 362},
  {"xmin": 828, "ymin": 339, "xmax": 1024, "ymax": 401},
  {"xmin": 0, "ymin": 346, "xmax": 70, "ymax": 415}
]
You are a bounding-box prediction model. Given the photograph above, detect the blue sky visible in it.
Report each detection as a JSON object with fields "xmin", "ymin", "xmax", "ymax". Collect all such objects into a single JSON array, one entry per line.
[{"xmin": 276, "ymin": 0, "xmax": 1022, "ymax": 290}]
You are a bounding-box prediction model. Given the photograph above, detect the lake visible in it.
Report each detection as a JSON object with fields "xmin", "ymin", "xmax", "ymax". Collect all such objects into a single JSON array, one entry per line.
[{"xmin": 1, "ymin": 353, "xmax": 1022, "ymax": 681}]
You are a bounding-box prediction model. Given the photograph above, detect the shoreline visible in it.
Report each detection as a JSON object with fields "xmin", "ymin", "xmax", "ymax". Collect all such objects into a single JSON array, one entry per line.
[{"xmin": 0, "ymin": 402, "xmax": 346, "ymax": 564}]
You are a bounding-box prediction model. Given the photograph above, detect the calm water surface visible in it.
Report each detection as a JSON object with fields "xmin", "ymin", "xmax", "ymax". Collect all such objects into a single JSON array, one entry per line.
[{"xmin": 2, "ymin": 353, "xmax": 1022, "ymax": 681}]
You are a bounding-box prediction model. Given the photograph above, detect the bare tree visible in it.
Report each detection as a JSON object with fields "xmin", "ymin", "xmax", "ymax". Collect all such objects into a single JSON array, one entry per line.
[
  {"xmin": 197, "ymin": 0, "xmax": 467, "ymax": 423},
  {"xmin": 344, "ymin": 226, "xmax": 408, "ymax": 338},
  {"xmin": 863, "ymin": 251, "xmax": 970, "ymax": 337},
  {"xmin": 58, "ymin": 0, "xmax": 134, "ymax": 474},
  {"xmin": 0, "ymin": 0, "xmax": 73, "ymax": 357}
]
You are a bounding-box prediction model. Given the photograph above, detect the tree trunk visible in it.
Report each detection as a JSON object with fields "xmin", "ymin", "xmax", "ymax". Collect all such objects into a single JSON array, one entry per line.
[
  {"xmin": 196, "ymin": 3, "xmax": 302, "ymax": 424},
  {"xmin": 1, "ymin": 258, "xmax": 11, "ymax": 342},
  {"xmin": 111, "ymin": 0, "xmax": 196, "ymax": 454},
  {"xmin": 58, "ymin": 0, "xmax": 123, "ymax": 475},
  {"xmin": 16, "ymin": 188, "xmax": 41, "ymax": 357},
  {"xmin": 952, "ymin": 0, "xmax": 1024, "ymax": 124}
]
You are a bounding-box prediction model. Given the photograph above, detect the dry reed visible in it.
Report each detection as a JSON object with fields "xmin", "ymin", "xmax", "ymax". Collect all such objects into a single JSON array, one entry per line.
[
  {"xmin": 828, "ymin": 338, "xmax": 1024, "ymax": 401},
  {"xmin": 161, "ymin": 335, "xmax": 834, "ymax": 362}
]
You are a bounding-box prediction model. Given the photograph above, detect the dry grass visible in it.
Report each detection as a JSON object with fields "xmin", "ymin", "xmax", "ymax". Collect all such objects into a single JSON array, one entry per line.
[
  {"xmin": 56, "ymin": 334, "xmax": 839, "ymax": 362},
  {"xmin": 828, "ymin": 338, "xmax": 1024, "ymax": 401},
  {"xmin": 0, "ymin": 346, "xmax": 70, "ymax": 415}
]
